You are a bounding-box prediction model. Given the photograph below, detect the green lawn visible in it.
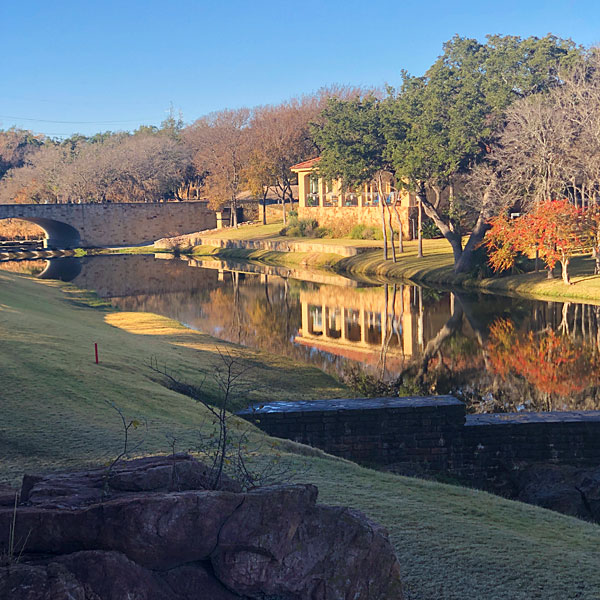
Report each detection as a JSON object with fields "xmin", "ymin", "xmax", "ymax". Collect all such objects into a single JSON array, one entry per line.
[
  {"xmin": 0, "ymin": 270, "xmax": 346, "ymax": 482},
  {"xmin": 178, "ymin": 221, "xmax": 600, "ymax": 303},
  {"xmin": 1, "ymin": 270, "xmax": 599, "ymax": 599}
]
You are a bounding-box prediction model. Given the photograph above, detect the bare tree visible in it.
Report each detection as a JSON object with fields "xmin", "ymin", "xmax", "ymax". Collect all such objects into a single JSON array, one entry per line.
[
  {"xmin": 246, "ymin": 97, "xmax": 321, "ymax": 224},
  {"xmin": 477, "ymin": 50, "xmax": 600, "ymax": 215},
  {"xmin": 185, "ymin": 109, "xmax": 252, "ymax": 226},
  {"xmin": 0, "ymin": 129, "xmax": 44, "ymax": 181}
]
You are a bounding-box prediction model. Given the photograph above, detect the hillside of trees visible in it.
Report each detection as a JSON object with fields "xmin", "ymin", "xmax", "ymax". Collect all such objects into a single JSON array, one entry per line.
[{"xmin": 0, "ymin": 88, "xmax": 364, "ymax": 211}]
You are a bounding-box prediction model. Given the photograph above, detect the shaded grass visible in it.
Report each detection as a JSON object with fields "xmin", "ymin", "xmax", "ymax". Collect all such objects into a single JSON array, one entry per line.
[
  {"xmin": 293, "ymin": 454, "xmax": 600, "ymax": 600},
  {"xmin": 0, "ymin": 271, "xmax": 599, "ymax": 598},
  {"xmin": 0, "ymin": 271, "xmax": 346, "ymax": 483}
]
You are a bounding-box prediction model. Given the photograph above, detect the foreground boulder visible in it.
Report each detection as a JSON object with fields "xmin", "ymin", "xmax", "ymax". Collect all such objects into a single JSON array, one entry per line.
[{"xmin": 0, "ymin": 455, "xmax": 403, "ymax": 599}]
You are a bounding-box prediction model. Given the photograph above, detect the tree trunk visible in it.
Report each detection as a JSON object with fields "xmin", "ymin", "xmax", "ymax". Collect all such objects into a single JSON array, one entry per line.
[
  {"xmin": 561, "ymin": 258, "xmax": 571, "ymax": 285},
  {"xmin": 377, "ymin": 174, "xmax": 388, "ymax": 261},
  {"xmin": 387, "ymin": 205, "xmax": 397, "ymax": 263},
  {"xmin": 419, "ymin": 183, "xmax": 495, "ymax": 275},
  {"xmin": 261, "ymin": 190, "xmax": 268, "ymax": 225},
  {"xmin": 392, "ymin": 203, "xmax": 404, "ymax": 253},
  {"xmin": 417, "ymin": 197, "xmax": 423, "ymax": 258},
  {"xmin": 282, "ymin": 198, "xmax": 286, "ymax": 226},
  {"xmin": 453, "ymin": 216, "xmax": 488, "ymax": 274},
  {"xmin": 231, "ymin": 200, "xmax": 238, "ymax": 227},
  {"xmin": 593, "ymin": 246, "xmax": 600, "ymax": 275}
]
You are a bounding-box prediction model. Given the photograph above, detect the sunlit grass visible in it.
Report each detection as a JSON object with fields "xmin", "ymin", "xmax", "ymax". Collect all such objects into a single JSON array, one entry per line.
[{"xmin": 194, "ymin": 225, "xmax": 600, "ymax": 303}]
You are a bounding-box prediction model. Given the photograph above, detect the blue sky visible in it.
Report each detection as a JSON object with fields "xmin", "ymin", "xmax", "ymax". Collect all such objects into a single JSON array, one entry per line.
[{"xmin": 1, "ymin": 0, "xmax": 598, "ymax": 137}]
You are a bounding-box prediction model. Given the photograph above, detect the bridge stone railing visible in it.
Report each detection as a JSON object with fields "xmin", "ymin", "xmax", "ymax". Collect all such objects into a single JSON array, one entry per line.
[{"xmin": 0, "ymin": 202, "xmax": 217, "ymax": 248}]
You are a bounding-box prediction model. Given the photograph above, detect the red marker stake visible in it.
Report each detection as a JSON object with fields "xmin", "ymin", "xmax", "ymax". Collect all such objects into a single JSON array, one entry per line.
[{"xmin": 95, "ymin": 343, "xmax": 99, "ymax": 364}]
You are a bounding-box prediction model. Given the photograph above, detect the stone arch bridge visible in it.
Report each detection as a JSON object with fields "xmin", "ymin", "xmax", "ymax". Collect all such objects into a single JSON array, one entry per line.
[{"xmin": 0, "ymin": 201, "xmax": 218, "ymax": 248}]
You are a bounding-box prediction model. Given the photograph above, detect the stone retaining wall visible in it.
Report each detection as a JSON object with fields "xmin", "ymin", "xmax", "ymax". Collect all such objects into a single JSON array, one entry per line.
[
  {"xmin": 299, "ymin": 205, "xmax": 417, "ymax": 239},
  {"xmin": 238, "ymin": 397, "xmax": 600, "ymax": 484},
  {"xmin": 155, "ymin": 234, "xmax": 372, "ymax": 257}
]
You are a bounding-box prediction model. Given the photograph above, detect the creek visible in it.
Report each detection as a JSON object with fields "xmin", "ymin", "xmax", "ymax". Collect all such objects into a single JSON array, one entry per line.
[{"xmin": 4, "ymin": 253, "xmax": 600, "ymax": 414}]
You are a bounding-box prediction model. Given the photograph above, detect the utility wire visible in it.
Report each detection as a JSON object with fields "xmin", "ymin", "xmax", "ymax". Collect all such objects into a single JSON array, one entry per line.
[{"xmin": 0, "ymin": 115, "xmax": 157, "ymax": 124}]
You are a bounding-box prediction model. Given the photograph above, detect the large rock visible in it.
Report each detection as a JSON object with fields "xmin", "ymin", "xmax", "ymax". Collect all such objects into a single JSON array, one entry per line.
[
  {"xmin": 0, "ymin": 455, "xmax": 403, "ymax": 599},
  {"xmin": 0, "ymin": 563, "xmax": 90, "ymax": 600},
  {"xmin": 516, "ymin": 463, "xmax": 600, "ymax": 522},
  {"xmin": 0, "ymin": 551, "xmax": 242, "ymax": 600},
  {"xmin": 213, "ymin": 498, "xmax": 403, "ymax": 600},
  {"xmin": 20, "ymin": 454, "xmax": 241, "ymax": 508},
  {"xmin": 0, "ymin": 485, "xmax": 18, "ymax": 507}
]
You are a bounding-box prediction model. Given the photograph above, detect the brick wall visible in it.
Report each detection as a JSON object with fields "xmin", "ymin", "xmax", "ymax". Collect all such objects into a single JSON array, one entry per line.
[{"xmin": 238, "ymin": 398, "xmax": 600, "ymax": 482}]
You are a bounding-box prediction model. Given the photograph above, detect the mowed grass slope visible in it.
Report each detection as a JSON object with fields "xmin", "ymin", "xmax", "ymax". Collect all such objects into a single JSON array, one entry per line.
[
  {"xmin": 187, "ymin": 221, "xmax": 600, "ymax": 303},
  {"xmin": 0, "ymin": 271, "xmax": 599, "ymax": 599},
  {"xmin": 0, "ymin": 270, "xmax": 346, "ymax": 482}
]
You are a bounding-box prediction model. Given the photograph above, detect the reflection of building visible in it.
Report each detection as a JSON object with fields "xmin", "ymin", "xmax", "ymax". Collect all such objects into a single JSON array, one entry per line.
[
  {"xmin": 295, "ymin": 285, "xmax": 452, "ymax": 368},
  {"xmin": 290, "ymin": 157, "xmax": 417, "ymax": 237}
]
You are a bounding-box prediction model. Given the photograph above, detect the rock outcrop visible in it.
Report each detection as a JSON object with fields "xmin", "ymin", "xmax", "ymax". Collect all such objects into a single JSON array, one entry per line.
[
  {"xmin": 0, "ymin": 455, "xmax": 403, "ymax": 599},
  {"xmin": 515, "ymin": 463, "xmax": 600, "ymax": 522}
]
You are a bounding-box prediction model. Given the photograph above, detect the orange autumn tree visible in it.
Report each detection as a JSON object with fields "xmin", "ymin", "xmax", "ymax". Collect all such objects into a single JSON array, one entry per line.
[{"xmin": 484, "ymin": 199, "xmax": 590, "ymax": 285}]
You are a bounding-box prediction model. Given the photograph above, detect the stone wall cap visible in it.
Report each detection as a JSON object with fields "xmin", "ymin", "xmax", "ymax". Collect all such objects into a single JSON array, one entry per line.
[
  {"xmin": 466, "ymin": 410, "xmax": 600, "ymax": 426},
  {"xmin": 237, "ymin": 395, "xmax": 463, "ymax": 415}
]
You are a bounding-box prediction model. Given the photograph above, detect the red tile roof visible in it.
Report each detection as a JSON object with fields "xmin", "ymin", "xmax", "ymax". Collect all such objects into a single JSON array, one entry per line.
[{"xmin": 290, "ymin": 157, "xmax": 321, "ymax": 171}]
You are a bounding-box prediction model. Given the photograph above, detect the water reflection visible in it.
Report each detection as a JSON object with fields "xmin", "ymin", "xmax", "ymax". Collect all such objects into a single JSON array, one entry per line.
[{"xmin": 3, "ymin": 255, "xmax": 600, "ymax": 413}]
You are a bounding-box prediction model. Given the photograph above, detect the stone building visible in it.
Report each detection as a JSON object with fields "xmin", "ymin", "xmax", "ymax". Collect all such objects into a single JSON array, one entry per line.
[{"xmin": 290, "ymin": 157, "xmax": 417, "ymax": 239}]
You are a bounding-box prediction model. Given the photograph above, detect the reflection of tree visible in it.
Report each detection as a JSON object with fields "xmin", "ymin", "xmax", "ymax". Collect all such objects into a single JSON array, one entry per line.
[
  {"xmin": 91, "ymin": 257, "xmax": 600, "ymax": 413},
  {"xmin": 417, "ymin": 296, "xmax": 464, "ymax": 380},
  {"xmin": 205, "ymin": 282, "xmax": 302, "ymax": 359},
  {"xmin": 487, "ymin": 318, "xmax": 600, "ymax": 400},
  {"xmin": 348, "ymin": 292, "xmax": 600, "ymax": 413},
  {"xmin": 0, "ymin": 259, "xmax": 47, "ymax": 275}
]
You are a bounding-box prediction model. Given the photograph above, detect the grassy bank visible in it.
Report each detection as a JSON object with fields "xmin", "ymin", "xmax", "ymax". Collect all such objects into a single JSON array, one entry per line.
[
  {"xmin": 1, "ymin": 270, "xmax": 600, "ymax": 599},
  {"xmin": 0, "ymin": 270, "xmax": 346, "ymax": 482},
  {"xmin": 335, "ymin": 239, "xmax": 600, "ymax": 304},
  {"xmin": 166, "ymin": 222, "xmax": 600, "ymax": 304}
]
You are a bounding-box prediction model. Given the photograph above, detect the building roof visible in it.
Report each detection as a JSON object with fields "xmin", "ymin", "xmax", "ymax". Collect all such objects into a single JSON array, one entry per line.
[{"xmin": 290, "ymin": 157, "xmax": 321, "ymax": 171}]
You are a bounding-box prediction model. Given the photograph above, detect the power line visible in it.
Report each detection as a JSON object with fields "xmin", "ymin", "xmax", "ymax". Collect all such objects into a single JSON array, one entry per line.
[{"xmin": 0, "ymin": 115, "xmax": 158, "ymax": 124}]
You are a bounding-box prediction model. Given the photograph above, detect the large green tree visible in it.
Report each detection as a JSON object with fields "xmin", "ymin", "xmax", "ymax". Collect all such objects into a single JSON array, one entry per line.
[
  {"xmin": 385, "ymin": 34, "xmax": 581, "ymax": 273},
  {"xmin": 312, "ymin": 96, "xmax": 401, "ymax": 260}
]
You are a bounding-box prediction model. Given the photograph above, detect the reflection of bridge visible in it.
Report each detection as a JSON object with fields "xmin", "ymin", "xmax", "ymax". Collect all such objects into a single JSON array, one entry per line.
[
  {"xmin": 296, "ymin": 286, "xmax": 452, "ymax": 364},
  {"xmin": 38, "ymin": 255, "xmax": 220, "ymax": 297},
  {"xmin": 0, "ymin": 202, "xmax": 216, "ymax": 248}
]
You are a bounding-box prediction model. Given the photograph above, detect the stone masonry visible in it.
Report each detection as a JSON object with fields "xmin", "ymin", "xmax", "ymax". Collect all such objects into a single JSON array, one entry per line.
[
  {"xmin": 0, "ymin": 202, "xmax": 217, "ymax": 248},
  {"xmin": 238, "ymin": 397, "xmax": 600, "ymax": 485}
]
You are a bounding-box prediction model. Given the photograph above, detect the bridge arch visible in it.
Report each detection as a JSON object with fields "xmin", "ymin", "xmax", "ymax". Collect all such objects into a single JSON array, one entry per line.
[
  {"xmin": 38, "ymin": 257, "xmax": 83, "ymax": 281},
  {"xmin": 0, "ymin": 216, "xmax": 81, "ymax": 249}
]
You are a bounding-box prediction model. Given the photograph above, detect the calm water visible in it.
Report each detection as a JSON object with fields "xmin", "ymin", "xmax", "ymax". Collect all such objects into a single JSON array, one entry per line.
[{"xmin": 4, "ymin": 253, "xmax": 600, "ymax": 414}]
